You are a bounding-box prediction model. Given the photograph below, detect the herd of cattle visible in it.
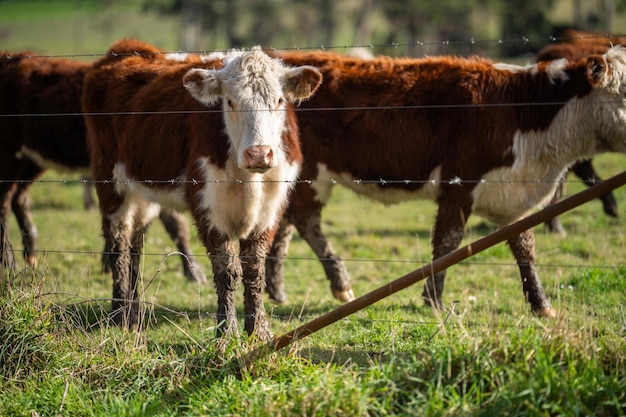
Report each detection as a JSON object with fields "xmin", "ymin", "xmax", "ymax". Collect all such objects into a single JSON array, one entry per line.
[{"xmin": 2, "ymin": 29, "xmax": 626, "ymax": 341}]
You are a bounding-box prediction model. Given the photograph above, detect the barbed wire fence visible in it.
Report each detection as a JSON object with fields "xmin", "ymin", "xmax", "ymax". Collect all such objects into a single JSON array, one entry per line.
[
  {"xmin": 3, "ymin": 31, "xmax": 626, "ymax": 59},
  {"xmin": 2, "ymin": 34, "xmax": 626, "ymax": 338}
]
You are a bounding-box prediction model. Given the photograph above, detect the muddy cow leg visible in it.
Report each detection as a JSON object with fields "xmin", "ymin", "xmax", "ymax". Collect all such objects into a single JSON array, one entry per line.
[
  {"xmin": 11, "ymin": 182, "xmax": 38, "ymax": 267},
  {"xmin": 128, "ymin": 214, "xmax": 153, "ymax": 329},
  {"xmin": 106, "ymin": 210, "xmax": 152, "ymax": 330},
  {"xmin": 289, "ymin": 201, "xmax": 354, "ymax": 302},
  {"xmin": 423, "ymin": 191, "xmax": 471, "ymax": 310},
  {"xmin": 103, "ymin": 214, "xmax": 136, "ymax": 329},
  {"xmin": 240, "ymin": 234, "xmax": 273, "ymax": 341},
  {"xmin": 265, "ymin": 217, "xmax": 295, "ymax": 304},
  {"xmin": 0, "ymin": 182, "xmax": 17, "ymax": 270},
  {"xmin": 158, "ymin": 209, "xmax": 208, "ymax": 284},
  {"xmin": 94, "ymin": 172, "xmax": 141, "ymax": 329},
  {"xmin": 507, "ymin": 228, "xmax": 556, "ymax": 318},
  {"xmin": 571, "ymin": 159, "xmax": 618, "ymax": 217},
  {"xmin": 204, "ymin": 231, "xmax": 242, "ymax": 338},
  {"xmin": 10, "ymin": 159, "xmax": 44, "ymax": 267}
]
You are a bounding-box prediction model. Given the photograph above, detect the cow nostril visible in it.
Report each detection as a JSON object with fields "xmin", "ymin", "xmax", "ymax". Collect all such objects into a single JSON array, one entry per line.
[{"xmin": 244, "ymin": 145, "xmax": 274, "ymax": 168}]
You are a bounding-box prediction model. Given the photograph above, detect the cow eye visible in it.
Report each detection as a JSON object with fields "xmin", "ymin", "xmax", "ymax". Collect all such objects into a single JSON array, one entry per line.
[
  {"xmin": 226, "ymin": 98, "xmax": 235, "ymax": 109},
  {"xmin": 277, "ymin": 97, "xmax": 285, "ymax": 108}
]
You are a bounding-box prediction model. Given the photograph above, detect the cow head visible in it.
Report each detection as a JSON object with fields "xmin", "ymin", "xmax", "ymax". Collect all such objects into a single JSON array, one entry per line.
[
  {"xmin": 585, "ymin": 46, "xmax": 626, "ymax": 154},
  {"xmin": 183, "ymin": 46, "xmax": 322, "ymax": 173}
]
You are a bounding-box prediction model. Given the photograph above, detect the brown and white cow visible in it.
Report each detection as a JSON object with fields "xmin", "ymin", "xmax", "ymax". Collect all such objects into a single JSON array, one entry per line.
[
  {"xmin": 0, "ymin": 50, "xmax": 206, "ymax": 284},
  {"xmin": 266, "ymin": 47, "xmax": 626, "ymax": 317},
  {"xmin": 82, "ymin": 39, "xmax": 322, "ymax": 339}
]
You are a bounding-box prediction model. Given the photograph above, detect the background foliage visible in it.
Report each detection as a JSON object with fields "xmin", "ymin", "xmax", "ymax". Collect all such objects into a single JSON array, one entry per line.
[{"xmin": 3, "ymin": 0, "xmax": 626, "ymax": 58}]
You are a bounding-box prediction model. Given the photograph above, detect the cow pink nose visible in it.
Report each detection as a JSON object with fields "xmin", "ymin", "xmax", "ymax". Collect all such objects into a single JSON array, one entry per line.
[{"xmin": 244, "ymin": 145, "xmax": 274, "ymax": 171}]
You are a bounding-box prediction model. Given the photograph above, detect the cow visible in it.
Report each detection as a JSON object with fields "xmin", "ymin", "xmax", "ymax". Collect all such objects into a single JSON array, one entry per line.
[
  {"xmin": 265, "ymin": 47, "xmax": 626, "ymax": 318},
  {"xmin": 537, "ymin": 29, "xmax": 624, "ymax": 234},
  {"xmin": 82, "ymin": 39, "xmax": 322, "ymax": 339},
  {"xmin": 0, "ymin": 49, "xmax": 208, "ymax": 284}
]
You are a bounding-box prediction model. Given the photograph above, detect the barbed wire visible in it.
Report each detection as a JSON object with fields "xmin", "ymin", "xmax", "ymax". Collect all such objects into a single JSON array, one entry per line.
[
  {"xmin": 44, "ymin": 293, "xmax": 626, "ymax": 335},
  {"xmin": 5, "ymin": 247, "xmax": 625, "ymax": 272},
  {"xmin": 0, "ymin": 176, "xmax": 612, "ymax": 187},
  {"xmin": 0, "ymin": 99, "xmax": 604, "ymax": 119},
  {"xmin": 3, "ymin": 32, "xmax": 626, "ymax": 60}
]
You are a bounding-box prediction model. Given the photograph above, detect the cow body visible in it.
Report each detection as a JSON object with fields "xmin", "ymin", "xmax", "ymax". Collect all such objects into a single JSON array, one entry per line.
[
  {"xmin": 0, "ymin": 53, "xmax": 91, "ymax": 270},
  {"xmin": 0, "ymin": 51, "xmax": 206, "ymax": 283},
  {"xmin": 266, "ymin": 48, "xmax": 626, "ymax": 316},
  {"xmin": 83, "ymin": 40, "xmax": 321, "ymax": 338}
]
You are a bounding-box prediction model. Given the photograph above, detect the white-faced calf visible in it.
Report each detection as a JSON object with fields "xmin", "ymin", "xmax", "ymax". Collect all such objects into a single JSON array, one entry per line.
[{"xmin": 83, "ymin": 40, "xmax": 322, "ymax": 339}]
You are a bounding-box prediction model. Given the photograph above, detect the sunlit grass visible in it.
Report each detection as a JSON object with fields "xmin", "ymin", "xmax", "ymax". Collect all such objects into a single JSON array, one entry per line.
[{"xmin": 2, "ymin": 152, "xmax": 626, "ymax": 415}]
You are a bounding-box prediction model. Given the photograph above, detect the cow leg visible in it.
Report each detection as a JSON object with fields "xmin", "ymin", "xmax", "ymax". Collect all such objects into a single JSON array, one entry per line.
[
  {"xmin": 83, "ymin": 176, "xmax": 97, "ymax": 211},
  {"xmin": 240, "ymin": 234, "xmax": 273, "ymax": 341},
  {"xmin": 422, "ymin": 195, "xmax": 471, "ymax": 310},
  {"xmin": 289, "ymin": 205, "xmax": 355, "ymax": 302},
  {"xmin": 0, "ymin": 183, "xmax": 17, "ymax": 270},
  {"xmin": 265, "ymin": 217, "xmax": 295, "ymax": 304},
  {"xmin": 104, "ymin": 214, "xmax": 137, "ymax": 329},
  {"xmin": 11, "ymin": 160, "xmax": 44, "ymax": 267},
  {"xmin": 544, "ymin": 178, "xmax": 566, "ymax": 235},
  {"xmin": 571, "ymin": 159, "xmax": 618, "ymax": 217},
  {"xmin": 204, "ymin": 231, "xmax": 241, "ymax": 338},
  {"xmin": 158, "ymin": 209, "xmax": 208, "ymax": 284},
  {"xmin": 11, "ymin": 182, "xmax": 38, "ymax": 267},
  {"xmin": 93, "ymin": 167, "xmax": 140, "ymax": 329},
  {"xmin": 127, "ymin": 213, "xmax": 154, "ymax": 329},
  {"xmin": 507, "ymin": 228, "xmax": 557, "ymax": 318}
]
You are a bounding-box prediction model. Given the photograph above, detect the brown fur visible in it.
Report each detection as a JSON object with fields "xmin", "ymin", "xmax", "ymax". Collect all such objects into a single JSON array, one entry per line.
[{"xmin": 0, "ymin": 48, "xmax": 206, "ymax": 282}]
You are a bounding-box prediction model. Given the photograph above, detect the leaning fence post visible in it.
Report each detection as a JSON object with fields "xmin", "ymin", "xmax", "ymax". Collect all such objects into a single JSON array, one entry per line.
[{"xmin": 266, "ymin": 170, "xmax": 626, "ymax": 353}]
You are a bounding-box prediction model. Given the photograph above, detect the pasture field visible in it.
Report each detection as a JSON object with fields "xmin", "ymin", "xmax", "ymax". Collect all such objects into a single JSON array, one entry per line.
[{"xmin": 1, "ymin": 152, "xmax": 626, "ymax": 416}]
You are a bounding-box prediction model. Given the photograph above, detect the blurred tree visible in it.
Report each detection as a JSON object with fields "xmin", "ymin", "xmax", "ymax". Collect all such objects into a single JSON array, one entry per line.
[
  {"xmin": 497, "ymin": 0, "xmax": 555, "ymax": 57},
  {"xmin": 379, "ymin": 0, "xmax": 483, "ymax": 56},
  {"xmin": 141, "ymin": 0, "xmax": 626, "ymax": 56}
]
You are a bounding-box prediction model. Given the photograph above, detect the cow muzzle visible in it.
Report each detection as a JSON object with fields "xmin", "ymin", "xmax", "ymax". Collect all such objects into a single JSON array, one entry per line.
[{"xmin": 243, "ymin": 145, "xmax": 275, "ymax": 172}]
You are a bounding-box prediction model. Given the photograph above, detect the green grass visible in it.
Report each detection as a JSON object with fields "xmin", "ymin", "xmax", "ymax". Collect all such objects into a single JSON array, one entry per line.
[
  {"xmin": 1, "ymin": 154, "xmax": 626, "ymax": 416},
  {"xmin": 0, "ymin": 0, "xmax": 180, "ymax": 56}
]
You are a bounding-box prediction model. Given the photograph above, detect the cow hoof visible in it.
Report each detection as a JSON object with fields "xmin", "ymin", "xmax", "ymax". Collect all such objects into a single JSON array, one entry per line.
[
  {"xmin": 269, "ymin": 294, "xmax": 289, "ymax": 305},
  {"xmin": 26, "ymin": 255, "xmax": 37, "ymax": 268},
  {"xmin": 535, "ymin": 306, "xmax": 557, "ymax": 318},
  {"xmin": 332, "ymin": 288, "xmax": 355, "ymax": 302},
  {"xmin": 423, "ymin": 296, "xmax": 444, "ymax": 310}
]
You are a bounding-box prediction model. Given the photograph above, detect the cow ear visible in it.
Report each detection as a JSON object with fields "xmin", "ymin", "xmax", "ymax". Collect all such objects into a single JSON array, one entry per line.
[
  {"xmin": 283, "ymin": 66, "xmax": 322, "ymax": 101},
  {"xmin": 183, "ymin": 68, "xmax": 223, "ymax": 105},
  {"xmin": 586, "ymin": 55, "xmax": 609, "ymax": 85}
]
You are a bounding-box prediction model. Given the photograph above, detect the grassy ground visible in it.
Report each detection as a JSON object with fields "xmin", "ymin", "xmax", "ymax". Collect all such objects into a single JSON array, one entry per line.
[{"xmin": 1, "ymin": 153, "xmax": 626, "ymax": 416}]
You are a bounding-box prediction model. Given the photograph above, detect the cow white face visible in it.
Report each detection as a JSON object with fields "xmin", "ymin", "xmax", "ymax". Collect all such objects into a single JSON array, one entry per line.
[
  {"xmin": 586, "ymin": 46, "xmax": 626, "ymax": 153},
  {"xmin": 183, "ymin": 47, "xmax": 322, "ymax": 173}
]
